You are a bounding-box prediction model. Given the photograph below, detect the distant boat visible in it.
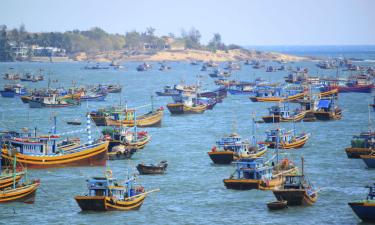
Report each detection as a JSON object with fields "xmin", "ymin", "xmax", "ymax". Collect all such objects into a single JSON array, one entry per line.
[
  {"xmin": 0, "ymin": 84, "xmax": 28, "ymax": 98},
  {"xmin": 313, "ymin": 98, "xmax": 342, "ymax": 121},
  {"xmin": 137, "ymin": 62, "xmax": 152, "ymax": 71},
  {"xmin": 137, "ymin": 161, "xmax": 168, "ymax": 175},
  {"xmin": 264, "ymin": 128, "xmax": 310, "ymax": 149}
]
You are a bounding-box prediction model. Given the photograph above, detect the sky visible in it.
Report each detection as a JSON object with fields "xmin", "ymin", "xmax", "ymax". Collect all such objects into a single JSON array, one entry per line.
[{"xmin": 0, "ymin": 0, "xmax": 374, "ymax": 46}]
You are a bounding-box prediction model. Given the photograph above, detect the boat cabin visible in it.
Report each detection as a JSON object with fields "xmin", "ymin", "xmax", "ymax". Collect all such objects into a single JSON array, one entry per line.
[
  {"xmin": 9, "ymin": 135, "xmax": 60, "ymax": 155},
  {"xmin": 283, "ymin": 175, "xmax": 306, "ymax": 189},
  {"xmin": 265, "ymin": 128, "xmax": 293, "ymax": 144},
  {"xmin": 233, "ymin": 158, "xmax": 273, "ymax": 180},
  {"xmin": 351, "ymin": 132, "xmax": 375, "ymax": 149},
  {"xmin": 366, "ymin": 184, "xmax": 375, "ymax": 200}
]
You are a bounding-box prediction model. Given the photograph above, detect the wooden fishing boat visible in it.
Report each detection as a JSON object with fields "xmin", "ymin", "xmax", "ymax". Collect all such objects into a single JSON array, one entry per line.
[
  {"xmin": 28, "ymin": 94, "xmax": 80, "ymax": 108},
  {"xmin": 272, "ymin": 158, "xmax": 318, "ymax": 206},
  {"xmin": 223, "ymin": 157, "xmax": 297, "ymax": 191},
  {"xmin": 0, "ymin": 148, "xmax": 40, "ymax": 203},
  {"xmin": 348, "ymin": 184, "xmax": 375, "ymax": 222},
  {"xmin": 262, "ymin": 104, "xmax": 307, "ymax": 123},
  {"xmin": 75, "ymin": 171, "xmax": 158, "ymax": 211},
  {"xmin": 250, "ymin": 92, "xmax": 306, "ymax": 102},
  {"xmin": 104, "ymin": 108, "xmax": 163, "ymax": 127},
  {"xmin": 1, "ymin": 141, "xmax": 108, "ymax": 169},
  {"xmin": 167, "ymin": 102, "xmax": 207, "ymax": 114},
  {"xmin": 208, "ymin": 127, "xmax": 267, "ymax": 164},
  {"xmin": 67, "ymin": 120, "xmax": 82, "ymax": 125},
  {"xmin": 1, "ymin": 128, "xmax": 108, "ymax": 169},
  {"xmin": 345, "ymin": 131, "xmax": 375, "ymax": 158},
  {"xmin": 102, "ymin": 127, "xmax": 151, "ymax": 152},
  {"xmin": 107, "ymin": 145, "xmax": 137, "ymax": 160},
  {"xmin": 313, "ymin": 98, "xmax": 342, "ymax": 121},
  {"xmin": 0, "ymin": 180, "xmax": 40, "ymax": 203},
  {"xmin": 267, "ymin": 200, "xmax": 288, "ymax": 210},
  {"xmin": 264, "ymin": 128, "xmax": 310, "ymax": 149},
  {"xmin": 0, "ymin": 84, "xmax": 27, "ymax": 98},
  {"xmin": 137, "ymin": 161, "xmax": 168, "ymax": 175}
]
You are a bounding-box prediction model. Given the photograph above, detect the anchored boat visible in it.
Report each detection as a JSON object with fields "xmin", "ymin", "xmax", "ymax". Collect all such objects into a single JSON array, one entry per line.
[
  {"xmin": 75, "ymin": 171, "xmax": 159, "ymax": 211},
  {"xmin": 348, "ymin": 184, "xmax": 375, "ymax": 223},
  {"xmin": 264, "ymin": 128, "xmax": 310, "ymax": 149},
  {"xmin": 262, "ymin": 104, "xmax": 307, "ymax": 123},
  {"xmin": 345, "ymin": 131, "xmax": 374, "ymax": 159},
  {"xmin": 272, "ymin": 158, "xmax": 318, "ymax": 206}
]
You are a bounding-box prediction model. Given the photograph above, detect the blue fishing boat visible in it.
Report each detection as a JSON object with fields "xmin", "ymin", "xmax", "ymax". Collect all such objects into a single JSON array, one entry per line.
[
  {"xmin": 80, "ymin": 91, "xmax": 107, "ymax": 101},
  {"xmin": 313, "ymin": 98, "xmax": 342, "ymax": 120},
  {"xmin": 155, "ymin": 85, "xmax": 181, "ymax": 96},
  {"xmin": 0, "ymin": 84, "xmax": 27, "ymax": 98},
  {"xmin": 348, "ymin": 184, "xmax": 375, "ymax": 222}
]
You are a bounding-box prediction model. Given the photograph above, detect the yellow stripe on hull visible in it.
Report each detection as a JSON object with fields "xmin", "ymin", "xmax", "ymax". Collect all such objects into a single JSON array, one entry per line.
[{"xmin": 0, "ymin": 182, "xmax": 39, "ymax": 203}]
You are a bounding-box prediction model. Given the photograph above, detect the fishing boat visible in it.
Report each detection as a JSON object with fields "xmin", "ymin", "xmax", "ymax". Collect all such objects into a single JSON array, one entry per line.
[
  {"xmin": 136, "ymin": 63, "xmax": 152, "ymax": 71},
  {"xmin": 249, "ymin": 86, "xmax": 306, "ymax": 103},
  {"xmin": 208, "ymin": 133, "xmax": 267, "ymax": 164},
  {"xmin": 262, "ymin": 104, "xmax": 307, "ymax": 123},
  {"xmin": 75, "ymin": 171, "xmax": 159, "ymax": 211},
  {"xmin": 80, "ymin": 91, "xmax": 107, "ymax": 101},
  {"xmin": 313, "ymin": 98, "xmax": 342, "ymax": 121},
  {"xmin": 345, "ymin": 131, "xmax": 374, "ymax": 159},
  {"xmin": 3, "ymin": 73, "xmax": 20, "ymax": 80},
  {"xmin": 67, "ymin": 119, "xmax": 82, "ymax": 125},
  {"xmin": 102, "ymin": 127, "xmax": 151, "ymax": 151},
  {"xmin": 20, "ymin": 73, "xmax": 38, "ymax": 82},
  {"xmin": 223, "ymin": 156, "xmax": 296, "ymax": 190},
  {"xmin": 348, "ymin": 183, "xmax": 375, "ymax": 222},
  {"xmin": 28, "ymin": 94, "xmax": 80, "ymax": 108},
  {"xmin": 228, "ymin": 83, "xmax": 255, "ymax": 95},
  {"xmin": 209, "ymin": 69, "xmax": 231, "ymax": 78},
  {"xmin": 155, "ymin": 85, "xmax": 181, "ymax": 96},
  {"xmin": 264, "ymin": 128, "xmax": 310, "ymax": 149},
  {"xmin": 272, "ymin": 158, "xmax": 318, "ymax": 206},
  {"xmin": 137, "ymin": 161, "xmax": 168, "ymax": 175},
  {"xmin": 321, "ymin": 74, "xmax": 374, "ymax": 93},
  {"xmin": 0, "ymin": 148, "xmax": 40, "ymax": 203},
  {"xmin": 167, "ymin": 92, "xmax": 207, "ymax": 114},
  {"xmin": 0, "ymin": 84, "xmax": 28, "ymax": 98},
  {"xmin": 159, "ymin": 64, "xmax": 171, "ymax": 71},
  {"xmin": 107, "ymin": 145, "xmax": 137, "ymax": 160},
  {"xmin": 105, "ymin": 108, "xmax": 163, "ymax": 127},
  {"xmin": 1, "ymin": 117, "xmax": 108, "ymax": 169},
  {"xmin": 84, "ymin": 63, "xmax": 109, "ymax": 70}
]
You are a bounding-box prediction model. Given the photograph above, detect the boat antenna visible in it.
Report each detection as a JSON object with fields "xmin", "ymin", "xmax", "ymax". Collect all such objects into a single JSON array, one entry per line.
[
  {"xmin": 251, "ymin": 112, "xmax": 256, "ymax": 146},
  {"xmin": 301, "ymin": 156, "xmax": 304, "ymax": 176},
  {"xmin": 87, "ymin": 113, "xmax": 92, "ymax": 144},
  {"xmin": 369, "ymin": 101, "xmax": 373, "ymax": 132}
]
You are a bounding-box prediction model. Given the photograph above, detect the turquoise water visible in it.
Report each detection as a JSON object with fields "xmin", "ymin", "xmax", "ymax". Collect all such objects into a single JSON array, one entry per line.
[{"xmin": 0, "ymin": 57, "xmax": 374, "ymax": 224}]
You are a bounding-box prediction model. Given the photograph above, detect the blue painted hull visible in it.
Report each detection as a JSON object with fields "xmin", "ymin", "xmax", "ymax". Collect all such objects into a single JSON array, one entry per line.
[
  {"xmin": 228, "ymin": 89, "xmax": 254, "ymax": 95},
  {"xmin": 361, "ymin": 157, "xmax": 375, "ymax": 168},
  {"xmin": 349, "ymin": 202, "xmax": 375, "ymax": 222},
  {"xmin": 81, "ymin": 95, "xmax": 106, "ymax": 101},
  {"xmin": 0, "ymin": 90, "xmax": 16, "ymax": 98}
]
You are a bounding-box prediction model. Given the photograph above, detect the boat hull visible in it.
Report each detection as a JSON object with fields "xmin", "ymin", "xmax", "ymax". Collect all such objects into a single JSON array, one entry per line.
[
  {"xmin": 348, "ymin": 202, "xmax": 375, "ymax": 222},
  {"xmin": 262, "ymin": 115, "xmax": 281, "ymax": 123},
  {"xmin": 75, "ymin": 195, "xmax": 145, "ymax": 211},
  {"xmin": 167, "ymin": 103, "xmax": 207, "ymax": 114},
  {"xmin": 0, "ymin": 91, "xmax": 16, "ymax": 98},
  {"xmin": 360, "ymin": 155, "xmax": 375, "ymax": 168},
  {"xmin": 208, "ymin": 151, "xmax": 234, "ymax": 164},
  {"xmin": 136, "ymin": 164, "xmax": 167, "ymax": 175},
  {"xmin": 223, "ymin": 176, "xmax": 283, "ymax": 190},
  {"xmin": 1, "ymin": 142, "xmax": 108, "ymax": 169},
  {"xmin": 345, "ymin": 148, "xmax": 372, "ymax": 159},
  {"xmin": 313, "ymin": 111, "xmax": 342, "ymax": 121},
  {"xmin": 273, "ymin": 189, "xmax": 317, "ymax": 206},
  {"xmin": 0, "ymin": 182, "xmax": 40, "ymax": 203},
  {"xmin": 105, "ymin": 110, "xmax": 163, "ymax": 127}
]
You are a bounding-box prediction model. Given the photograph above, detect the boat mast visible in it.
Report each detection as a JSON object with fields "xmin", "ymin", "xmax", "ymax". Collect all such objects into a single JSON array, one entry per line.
[
  {"xmin": 134, "ymin": 110, "xmax": 137, "ymax": 142},
  {"xmin": 12, "ymin": 148, "xmax": 16, "ymax": 189},
  {"xmin": 251, "ymin": 113, "xmax": 256, "ymax": 146},
  {"xmin": 301, "ymin": 156, "xmax": 304, "ymax": 176}
]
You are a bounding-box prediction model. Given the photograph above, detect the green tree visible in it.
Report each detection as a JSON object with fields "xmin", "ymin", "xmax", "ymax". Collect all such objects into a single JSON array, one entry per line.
[{"xmin": 0, "ymin": 25, "xmax": 13, "ymax": 61}]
